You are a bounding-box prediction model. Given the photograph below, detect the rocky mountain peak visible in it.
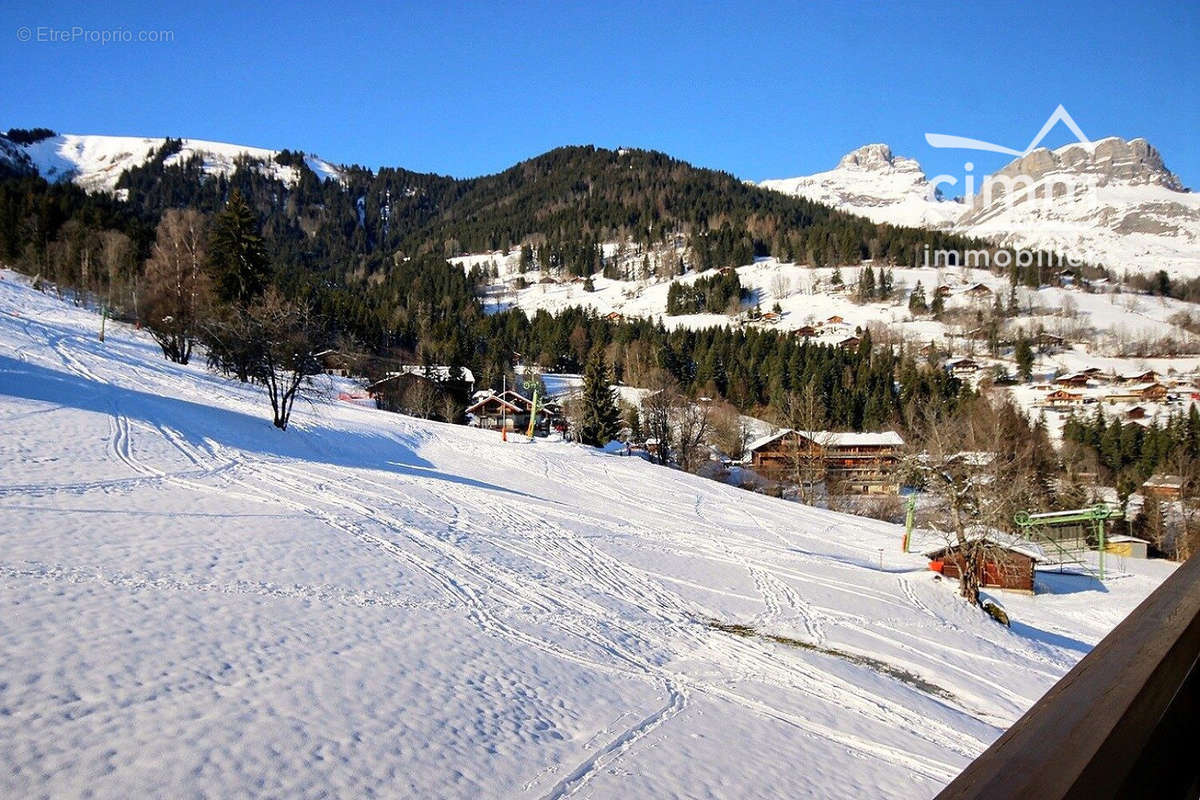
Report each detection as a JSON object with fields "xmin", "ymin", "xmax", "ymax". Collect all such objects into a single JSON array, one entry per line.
[
  {"xmin": 993, "ymin": 136, "xmax": 1183, "ymax": 191},
  {"xmin": 836, "ymin": 143, "xmax": 896, "ymax": 171}
]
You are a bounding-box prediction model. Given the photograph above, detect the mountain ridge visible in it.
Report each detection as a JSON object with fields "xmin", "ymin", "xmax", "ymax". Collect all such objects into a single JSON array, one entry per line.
[{"xmin": 761, "ymin": 136, "xmax": 1199, "ymax": 276}]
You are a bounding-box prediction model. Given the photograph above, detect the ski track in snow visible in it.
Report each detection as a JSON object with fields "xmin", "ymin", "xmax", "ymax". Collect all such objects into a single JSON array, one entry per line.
[{"xmin": 0, "ymin": 271, "xmax": 1178, "ymax": 799}]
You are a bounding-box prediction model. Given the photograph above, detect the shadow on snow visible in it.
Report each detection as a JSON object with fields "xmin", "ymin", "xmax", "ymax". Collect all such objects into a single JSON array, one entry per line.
[{"xmin": 0, "ymin": 354, "xmax": 528, "ymax": 500}]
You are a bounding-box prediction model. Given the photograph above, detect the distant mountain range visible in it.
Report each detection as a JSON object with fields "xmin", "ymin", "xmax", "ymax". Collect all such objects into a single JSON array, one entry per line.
[
  {"xmin": 0, "ymin": 133, "xmax": 345, "ymax": 193},
  {"xmin": 761, "ymin": 138, "xmax": 1200, "ymax": 277},
  {"xmin": 3, "ymin": 129, "xmax": 1197, "ymax": 278}
]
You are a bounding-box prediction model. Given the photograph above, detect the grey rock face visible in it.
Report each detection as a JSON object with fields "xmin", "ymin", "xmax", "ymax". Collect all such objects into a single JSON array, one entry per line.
[{"xmin": 991, "ymin": 137, "xmax": 1182, "ymax": 190}]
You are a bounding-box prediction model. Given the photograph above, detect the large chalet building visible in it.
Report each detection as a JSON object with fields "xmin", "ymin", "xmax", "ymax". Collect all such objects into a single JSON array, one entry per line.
[
  {"xmin": 747, "ymin": 429, "xmax": 905, "ymax": 494},
  {"xmin": 464, "ymin": 390, "xmax": 562, "ymax": 435}
]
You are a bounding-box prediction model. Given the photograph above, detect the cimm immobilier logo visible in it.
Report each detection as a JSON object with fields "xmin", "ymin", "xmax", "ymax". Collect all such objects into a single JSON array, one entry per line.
[{"xmin": 922, "ymin": 105, "xmax": 1099, "ymax": 211}]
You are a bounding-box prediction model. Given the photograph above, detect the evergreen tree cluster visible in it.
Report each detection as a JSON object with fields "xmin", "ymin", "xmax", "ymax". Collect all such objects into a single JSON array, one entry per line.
[
  {"xmin": 0, "ymin": 134, "xmax": 985, "ymax": 432},
  {"xmin": 665, "ymin": 270, "xmax": 746, "ymax": 315},
  {"xmin": 1063, "ymin": 406, "xmax": 1200, "ymax": 487}
]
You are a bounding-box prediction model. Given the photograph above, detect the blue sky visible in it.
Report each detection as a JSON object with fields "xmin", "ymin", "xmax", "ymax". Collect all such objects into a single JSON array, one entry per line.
[{"xmin": 2, "ymin": 0, "xmax": 1197, "ymax": 186}]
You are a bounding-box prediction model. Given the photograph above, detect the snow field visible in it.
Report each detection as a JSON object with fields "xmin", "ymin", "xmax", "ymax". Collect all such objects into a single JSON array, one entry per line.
[{"xmin": 0, "ymin": 271, "xmax": 1175, "ymax": 798}]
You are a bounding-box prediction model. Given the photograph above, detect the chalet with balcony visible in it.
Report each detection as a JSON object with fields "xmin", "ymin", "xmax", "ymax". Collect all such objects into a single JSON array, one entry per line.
[
  {"xmin": 1034, "ymin": 332, "xmax": 1066, "ymax": 350},
  {"xmin": 835, "ymin": 335, "xmax": 861, "ymax": 352},
  {"xmin": 1045, "ymin": 389, "xmax": 1084, "ymax": 408},
  {"xmin": 946, "ymin": 358, "xmax": 981, "ymax": 378},
  {"xmin": 465, "ymin": 390, "xmax": 560, "ymax": 434},
  {"xmin": 965, "ymin": 283, "xmax": 995, "ymax": 300},
  {"xmin": 1104, "ymin": 382, "xmax": 1167, "ymax": 404},
  {"xmin": 1118, "ymin": 369, "xmax": 1158, "ymax": 385},
  {"xmin": 747, "ymin": 429, "xmax": 904, "ymax": 494}
]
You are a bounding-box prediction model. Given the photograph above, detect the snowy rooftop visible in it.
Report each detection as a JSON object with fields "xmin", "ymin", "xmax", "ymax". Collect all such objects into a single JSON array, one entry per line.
[
  {"xmin": 390, "ymin": 365, "xmax": 476, "ymax": 384},
  {"xmin": 747, "ymin": 429, "xmax": 905, "ymax": 453}
]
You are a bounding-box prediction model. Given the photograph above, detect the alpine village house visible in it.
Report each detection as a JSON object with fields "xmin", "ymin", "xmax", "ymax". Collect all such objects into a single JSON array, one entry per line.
[{"xmin": 747, "ymin": 430, "xmax": 905, "ymax": 494}]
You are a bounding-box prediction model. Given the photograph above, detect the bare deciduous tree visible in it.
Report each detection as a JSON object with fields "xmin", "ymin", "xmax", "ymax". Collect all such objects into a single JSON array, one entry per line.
[
  {"xmin": 403, "ymin": 379, "xmax": 441, "ymax": 419},
  {"xmin": 770, "ymin": 272, "xmax": 791, "ymax": 301},
  {"xmin": 781, "ymin": 385, "xmax": 831, "ymax": 504},
  {"xmin": 674, "ymin": 397, "xmax": 713, "ymax": 473},
  {"xmin": 249, "ymin": 291, "xmax": 329, "ymax": 430},
  {"xmin": 908, "ymin": 398, "xmax": 1037, "ymax": 606},
  {"xmin": 205, "ymin": 289, "xmax": 329, "ymax": 430},
  {"xmin": 141, "ymin": 209, "xmax": 211, "ymax": 364},
  {"xmin": 710, "ymin": 401, "xmax": 751, "ymax": 461},
  {"xmin": 640, "ymin": 369, "xmax": 678, "ymax": 466},
  {"xmin": 441, "ymin": 394, "xmax": 461, "ymax": 425}
]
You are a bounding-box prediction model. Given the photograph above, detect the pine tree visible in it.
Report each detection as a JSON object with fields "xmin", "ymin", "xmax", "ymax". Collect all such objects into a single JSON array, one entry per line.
[
  {"xmin": 208, "ymin": 189, "xmax": 270, "ymax": 304},
  {"xmin": 908, "ymin": 281, "xmax": 928, "ymax": 314},
  {"xmin": 1015, "ymin": 336, "xmax": 1034, "ymax": 381},
  {"xmin": 878, "ymin": 267, "xmax": 894, "ymax": 300},
  {"xmin": 579, "ymin": 351, "xmax": 621, "ymax": 446},
  {"xmin": 856, "ymin": 265, "xmax": 876, "ymax": 302}
]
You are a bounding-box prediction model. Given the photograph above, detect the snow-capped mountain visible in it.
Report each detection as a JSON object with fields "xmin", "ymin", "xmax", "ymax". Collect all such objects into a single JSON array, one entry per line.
[
  {"xmin": 763, "ymin": 137, "xmax": 1200, "ymax": 277},
  {"xmin": 760, "ymin": 144, "xmax": 962, "ymax": 229},
  {"xmin": 959, "ymin": 138, "xmax": 1200, "ymax": 277},
  {"xmin": 0, "ymin": 133, "xmax": 344, "ymax": 193}
]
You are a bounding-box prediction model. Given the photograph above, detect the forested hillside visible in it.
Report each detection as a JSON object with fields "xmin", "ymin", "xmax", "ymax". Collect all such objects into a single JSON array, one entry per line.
[{"xmin": 0, "ymin": 130, "xmax": 992, "ymax": 424}]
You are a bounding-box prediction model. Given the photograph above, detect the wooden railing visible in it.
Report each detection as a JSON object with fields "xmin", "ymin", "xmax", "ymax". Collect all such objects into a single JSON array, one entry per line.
[{"xmin": 936, "ymin": 553, "xmax": 1200, "ymax": 799}]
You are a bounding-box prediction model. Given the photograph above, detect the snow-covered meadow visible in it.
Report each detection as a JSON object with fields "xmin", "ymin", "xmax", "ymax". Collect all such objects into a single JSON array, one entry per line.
[{"xmin": 0, "ymin": 271, "xmax": 1174, "ymax": 798}]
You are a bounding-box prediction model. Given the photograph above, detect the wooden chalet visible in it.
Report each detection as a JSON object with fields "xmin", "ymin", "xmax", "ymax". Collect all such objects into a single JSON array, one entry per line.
[
  {"xmin": 318, "ymin": 350, "xmax": 357, "ymax": 377},
  {"xmin": 794, "ymin": 325, "xmax": 818, "ymax": 338},
  {"xmin": 1104, "ymin": 382, "xmax": 1167, "ymax": 404},
  {"xmin": 1142, "ymin": 473, "xmax": 1184, "ymax": 500},
  {"xmin": 946, "ymin": 358, "xmax": 981, "ymax": 378},
  {"xmin": 965, "ymin": 283, "xmax": 994, "ymax": 299},
  {"xmin": 747, "ymin": 429, "xmax": 904, "ymax": 494},
  {"xmin": 835, "ymin": 335, "xmax": 861, "ymax": 352},
  {"xmin": 826, "ymin": 315, "xmax": 845, "ymax": 325},
  {"xmin": 1055, "ymin": 372, "xmax": 1091, "ymax": 388},
  {"xmin": 368, "ymin": 366, "xmax": 475, "ymax": 414},
  {"xmin": 1119, "ymin": 369, "xmax": 1159, "ymax": 385},
  {"xmin": 465, "ymin": 390, "xmax": 559, "ymax": 434},
  {"xmin": 924, "ymin": 537, "xmax": 1041, "ymax": 592},
  {"xmin": 1045, "ymin": 389, "xmax": 1084, "ymax": 408}
]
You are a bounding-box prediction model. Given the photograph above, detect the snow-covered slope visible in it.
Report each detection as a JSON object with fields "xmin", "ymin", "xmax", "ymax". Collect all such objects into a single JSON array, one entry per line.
[
  {"xmin": 463, "ymin": 254, "xmax": 1200, "ymax": 358},
  {"xmin": 3, "ymin": 133, "xmax": 344, "ymax": 192},
  {"xmin": 760, "ymin": 144, "xmax": 963, "ymax": 228},
  {"xmin": 763, "ymin": 138, "xmax": 1200, "ymax": 277},
  {"xmin": 0, "ymin": 270, "xmax": 1175, "ymax": 797}
]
